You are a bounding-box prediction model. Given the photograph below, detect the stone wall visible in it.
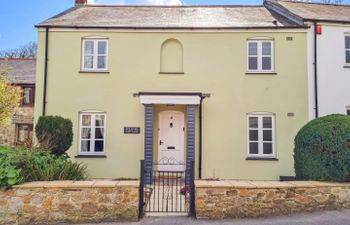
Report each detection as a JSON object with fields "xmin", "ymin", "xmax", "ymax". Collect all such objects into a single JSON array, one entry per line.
[
  {"xmin": 0, "ymin": 180, "xmax": 139, "ymax": 225},
  {"xmin": 196, "ymin": 180, "xmax": 350, "ymax": 219},
  {"xmin": 0, "ymin": 106, "xmax": 34, "ymax": 146}
]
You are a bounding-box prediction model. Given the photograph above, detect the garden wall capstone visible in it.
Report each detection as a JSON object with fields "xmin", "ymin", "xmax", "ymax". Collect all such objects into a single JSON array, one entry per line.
[
  {"xmin": 195, "ymin": 180, "xmax": 350, "ymax": 219},
  {"xmin": 0, "ymin": 180, "xmax": 139, "ymax": 225}
]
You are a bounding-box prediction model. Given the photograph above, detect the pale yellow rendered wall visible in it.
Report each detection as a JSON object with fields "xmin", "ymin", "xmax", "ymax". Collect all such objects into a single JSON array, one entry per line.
[{"xmin": 35, "ymin": 30, "xmax": 308, "ymax": 180}]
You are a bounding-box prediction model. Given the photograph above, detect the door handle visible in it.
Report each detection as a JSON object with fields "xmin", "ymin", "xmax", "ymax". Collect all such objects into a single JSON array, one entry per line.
[{"xmin": 160, "ymin": 140, "xmax": 164, "ymax": 145}]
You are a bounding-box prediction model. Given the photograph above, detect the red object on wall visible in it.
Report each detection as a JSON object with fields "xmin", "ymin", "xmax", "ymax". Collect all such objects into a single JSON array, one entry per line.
[{"xmin": 316, "ymin": 25, "xmax": 322, "ymax": 34}]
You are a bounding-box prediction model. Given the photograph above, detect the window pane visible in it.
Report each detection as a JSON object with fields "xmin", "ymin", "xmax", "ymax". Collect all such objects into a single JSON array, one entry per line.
[
  {"xmin": 249, "ymin": 117, "xmax": 258, "ymax": 128},
  {"xmin": 263, "ymin": 130, "xmax": 272, "ymax": 141},
  {"xmin": 81, "ymin": 128, "xmax": 91, "ymax": 139},
  {"xmin": 249, "ymin": 130, "xmax": 258, "ymax": 141},
  {"xmin": 95, "ymin": 128, "xmax": 104, "ymax": 139},
  {"xmin": 81, "ymin": 140, "xmax": 90, "ymax": 152},
  {"xmin": 248, "ymin": 57, "xmax": 258, "ymax": 70},
  {"xmin": 18, "ymin": 125, "xmax": 30, "ymax": 142},
  {"xmin": 249, "ymin": 143, "xmax": 259, "ymax": 154},
  {"xmin": 84, "ymin": 56, "xmax": 93, "ymax": 69},
  {"xmin": 84, "ymin": 41, "xmax": 94, "ymax": 54},
  {"xmin": 98, "ymin": 41, "xmax": 107, "ymax": 54},
  {"xmin": 23, "ymin": 88, "xmax": 32, "ymax": 104},
  {"xmin": 263, "ymin": 143, "xmax": 273, "ymax": 154},
  {"xmin": 95, "ymin": 115, "xmax": 105, "ymax": 126},
  {"xmin": 82, "ymin": 115, "xmax": 91, "ymax": 126},
  {"xmin": 263, "ymin": 117, "xmax": 272, "ymax": 128},
  {"xmin": 346, "ymin": 36, "xmax": 350, "ymax": 49},
  {"xmin": 95, "ymin": 141, "xmax": 104, "ymax": 152},
  {"xmin": 262, "ymin": 57, "xmax": 271, "ymax": 70},
  {"xmin": 262, "ymin": 42, "xmax": 271, "ymax": 55},
  {"xmin": 97, "ymin": 56, "xmax": 106, "ymax": 69},
  {"xmin": 248, "ymin": 42, "xmax": 258, "ymax": 55},
  {"xmin": 347, "ymin": 109, "xmax": 350, "ymax": 115},
  {"xmin": 346, "ymin": 50, "xmax": 350, "ymax": 63}
]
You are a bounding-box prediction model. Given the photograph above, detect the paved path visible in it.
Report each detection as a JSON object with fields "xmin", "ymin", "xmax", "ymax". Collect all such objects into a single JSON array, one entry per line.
[{"xmin": 75, "ymin": 209, "xmax": 350, "ymax": 225}]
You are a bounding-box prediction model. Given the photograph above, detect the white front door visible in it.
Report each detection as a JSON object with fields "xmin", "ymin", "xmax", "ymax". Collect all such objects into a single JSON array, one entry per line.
[{"xmin": 158, "ymin": 111, "xmax": 185, "ymax": 171}]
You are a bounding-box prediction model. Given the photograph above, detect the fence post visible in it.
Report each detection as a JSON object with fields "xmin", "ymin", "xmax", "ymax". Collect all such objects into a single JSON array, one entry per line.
[
  {"xmin": 189, "ymin": 160, "xmax": 196, "ymax": 217},
  {"xmin": 138, "ymin": 160, "xmax": 145, "ymax": 219}
]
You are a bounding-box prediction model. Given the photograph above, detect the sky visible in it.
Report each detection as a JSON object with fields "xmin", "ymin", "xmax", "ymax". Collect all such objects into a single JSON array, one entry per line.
[{"xmin": 0, "ymin": 0, "xmax": 328, "ymax": 50}]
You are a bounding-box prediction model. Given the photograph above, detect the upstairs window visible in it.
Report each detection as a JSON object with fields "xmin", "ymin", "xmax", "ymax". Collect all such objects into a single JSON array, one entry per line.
[
  {"xmin": 79, "ymin": 112, "xmax": 106, "ymax": 155},
  {"xmin": 82, "ymin": 39, "xmax": 108, "ymax": 71},
  {"xmin": 22, "ymin": 86, "xmax": 35, "ymax": 106},
  {"xmin": 247, "ymin": 40, "xmax": 274, "ymax": 72},
  {"xmin": 247, "ymin": 113, "xmax": 275, "ymax": 158},
  {"xmin": 346, "ymin": 35, "xmax": 350, "ymax": 64}
]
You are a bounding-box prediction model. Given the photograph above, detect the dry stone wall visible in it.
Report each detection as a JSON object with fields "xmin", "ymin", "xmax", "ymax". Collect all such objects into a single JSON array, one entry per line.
[
  {"xmin": 0, "ymin": 180, "xmax": 139, "ymax": 225},
  {"xmin": 195, "ymin": 180, "xmax": 350, "ymax": 219}
]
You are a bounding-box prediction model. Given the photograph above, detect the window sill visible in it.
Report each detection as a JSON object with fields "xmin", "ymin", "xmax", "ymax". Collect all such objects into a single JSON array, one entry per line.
[
  {"xmin": 159, "ymin": 72, "xmax": 185, "ymax": 75},
  {"xmin": 75, "ymin": 155, "xmax": 106, "ymax": 158},
  {"xmin": 246, "ymin": 157, "xmax": 278, "ymax": 161},
  {"xmin": 79, "ymin": 71, "xmax": 110, "ymax": 74},
  {"xmin": 246, "ymin": 72, "xmax": 277, "ymax": 75}
]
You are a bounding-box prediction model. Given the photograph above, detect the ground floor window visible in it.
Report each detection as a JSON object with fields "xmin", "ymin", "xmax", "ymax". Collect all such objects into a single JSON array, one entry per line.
[
  {"xmin": 79, "ymin": 112, "xmax": 106, "ymax": 155},
  {"xmin": 247, "ymin": 112, "xmax": 275, "ymax": 158},
  {"xmin": 16, "ymin": 124, "xmax": 33, "ymax": 145}
]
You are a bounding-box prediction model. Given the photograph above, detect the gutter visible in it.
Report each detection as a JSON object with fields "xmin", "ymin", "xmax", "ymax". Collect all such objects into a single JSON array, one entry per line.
[
  {"xmin": 313, "ymin": 21, "xmax": 319, "ymax": 118},
  {"xmin": 35, "ymin": 25, "xmax": 309, "ymax": 30},
  {"xmin": 42, "ymin": 27, "xmax": 49, "ymax": 116},
  {"xmin": 199, "ymin": 96, "xmax": 203, "ymax": 179}
]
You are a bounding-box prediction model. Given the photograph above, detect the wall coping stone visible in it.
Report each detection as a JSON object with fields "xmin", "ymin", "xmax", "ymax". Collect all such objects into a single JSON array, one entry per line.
[
  {"xmin": 12, "ymin": 180, "xmax": 139, "ymax": 189},
  {"xmin": 195, "ymin": 180, "xmax": 350, "ymax": 189}
]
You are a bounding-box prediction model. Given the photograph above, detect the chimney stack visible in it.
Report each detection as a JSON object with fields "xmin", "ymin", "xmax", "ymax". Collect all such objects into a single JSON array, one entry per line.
[{"xmin": 75, "ymin": 0, "xmax": 87, "ymax": 5}]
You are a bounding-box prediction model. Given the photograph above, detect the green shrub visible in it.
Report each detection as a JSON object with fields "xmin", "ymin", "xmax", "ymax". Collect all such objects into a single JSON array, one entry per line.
[
  {"xmin": 0, "ymin": 146, "xmax": 87, "ymax": 189},
  {"xmin": 294, "ymin": 114, "xmax": 350, "ymax": 182},
  {"xmin": 35, "ymin": 116, "xmax": 73, "ymax": 155},
  {"xmin": 0, "ymin": 149, "xmax": 24, "ymax": 189}
]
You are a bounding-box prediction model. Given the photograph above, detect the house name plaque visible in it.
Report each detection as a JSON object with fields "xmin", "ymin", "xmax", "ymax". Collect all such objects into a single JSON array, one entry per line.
[{"xmin": 124, "ymin": 127, "xmax": 141, "ymax": 134}]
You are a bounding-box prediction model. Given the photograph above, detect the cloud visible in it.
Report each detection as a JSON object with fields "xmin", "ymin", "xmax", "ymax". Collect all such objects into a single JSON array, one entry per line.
[{"xmin": 88, "ymin": 0, "xmax": 183, "ymax": 5}]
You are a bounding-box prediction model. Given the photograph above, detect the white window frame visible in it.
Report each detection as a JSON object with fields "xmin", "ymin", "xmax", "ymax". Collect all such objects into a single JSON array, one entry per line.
[
  {"xmin": 345, "ymin": 35, "xmax": 350, "ymax": 65},
  {"xmin": 78, "ymin": 111, "xmax": 106, "ymax": 155},
  {"xmin": 81, "ymin": 38, "xmax": 109, "ymax": 71},
  {"xmin": 247, "ymin": 112, "xmax": 276, "ymax": 158},
  {"xmin": 247, "ymin": 39, "xmax": 274, "ymax": 73}
]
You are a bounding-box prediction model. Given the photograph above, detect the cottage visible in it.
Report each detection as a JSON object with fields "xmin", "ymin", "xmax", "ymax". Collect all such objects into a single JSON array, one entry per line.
[
  {"xmin": 0, "ymin": 58, "xmax": 36, "ymax": 146},
  {"xmin": 34, "ymin": 0, "xmax": 310, "ymax": 181},
  {"xmin": 265, "ymin": 0, "xmax": 350, "ymax": 118}
]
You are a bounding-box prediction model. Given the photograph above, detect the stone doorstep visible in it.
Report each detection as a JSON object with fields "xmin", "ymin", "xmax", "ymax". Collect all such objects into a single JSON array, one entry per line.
[{"xmin": 194, "ymin": 180, "xmax": 350, "ymax": 189}]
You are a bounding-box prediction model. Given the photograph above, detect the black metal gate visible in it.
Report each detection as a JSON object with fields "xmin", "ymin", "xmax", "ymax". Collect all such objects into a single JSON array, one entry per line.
[{"xmin": 139, "ymin": 160, "xmax": 195, "ymax": 218}]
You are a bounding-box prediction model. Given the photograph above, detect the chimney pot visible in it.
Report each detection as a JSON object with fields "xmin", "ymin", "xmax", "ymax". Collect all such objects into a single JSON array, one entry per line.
[{"xmin": 75, "ymin": 0, "xmax": 87, "ymax": 5}]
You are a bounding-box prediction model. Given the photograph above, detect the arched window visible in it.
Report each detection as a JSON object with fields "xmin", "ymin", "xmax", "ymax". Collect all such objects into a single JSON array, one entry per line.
[{"xmin": 160, "ymin": 39, "xmax": 183, "ymax": 73}]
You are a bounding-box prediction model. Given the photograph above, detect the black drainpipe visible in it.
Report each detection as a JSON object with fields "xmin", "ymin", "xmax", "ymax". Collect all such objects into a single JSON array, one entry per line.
[
  {"xmin": 313, "ymin": 21, "xmax": 319, "ymax": 118},
  {"xmin": 42, "ymin": 27, "xmax": 49, "ymax": 116},
  {"xmin": 198, "ymin": 96, "xmax": 203, "ymax": 179}
]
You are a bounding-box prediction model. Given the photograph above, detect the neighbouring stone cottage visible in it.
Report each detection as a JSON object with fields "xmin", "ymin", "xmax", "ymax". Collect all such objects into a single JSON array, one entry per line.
[{"xmin": 0, "ymin": 58, "xmax": 36, "ymax": 146}]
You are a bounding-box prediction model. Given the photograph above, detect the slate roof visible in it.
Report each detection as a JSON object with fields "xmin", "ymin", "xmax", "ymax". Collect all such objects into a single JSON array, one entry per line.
[
  {"xmin": 36, "ymin": 5, "xmax": 304, "ymax": 29},
  {"xmin": 268, "ymin": 0, "xmax": 350, "ymax": 23},
  {"xmin": 0, "ymin": 59, "xmax": 36, "ymax": 84}
]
